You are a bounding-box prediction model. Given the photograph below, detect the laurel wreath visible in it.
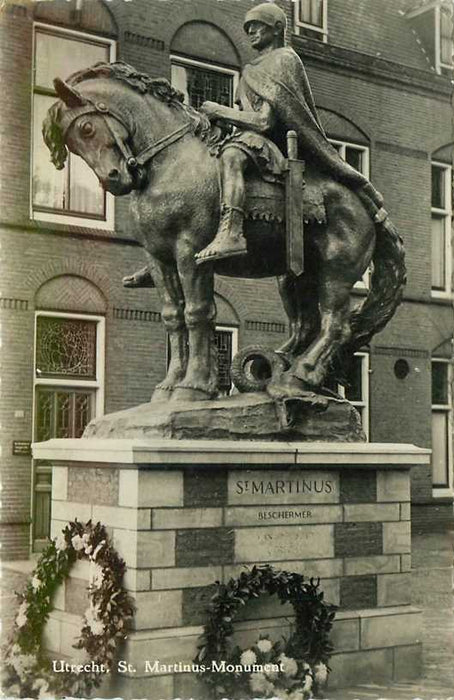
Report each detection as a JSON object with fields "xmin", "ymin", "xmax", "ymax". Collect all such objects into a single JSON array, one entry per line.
[
  {"xmin": 195, "ymin": 564, "xmax": 337, "ymax": 699},
  {"xmin": 2, "ymin": 520, "xmax": 134, "ymax": 699}
]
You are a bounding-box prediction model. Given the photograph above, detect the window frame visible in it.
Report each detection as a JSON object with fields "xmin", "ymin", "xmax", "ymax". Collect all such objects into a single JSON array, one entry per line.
[
  {"xmin": 170, "ymin": 54, "xmax": 239, "ymax": 109},
  {"xmin": 294, "ymin": 0, "xmax": 328, "ymax": 42},
  {"xmin": 33, "ymin": 311, "xmax": 106, "ymax": 426},
  {"xmin": 436, "ymin": 3, "xmax": 453, "ymax": 73},
  {"xmin": 329, "ymin": 139, "xmax": 371, "ymax": 289},
  {"xmin": 31, "ymin": 310, "xmax": 105, "ymax": 550},
  {"xmin": 336, "ymin": 351, "xmax": 370, "ymax": 440},
  {"xmin": 31, "ymin": 22, "xmax": 116, "ymax": 230},
  {"xmin": 431, "ymin": 160, "xmax": 452, "ymax": 298},
  {"xmin": 431, "ymin": 357, "xmax": 453, "ymax": 496},
  {"xmin": 215, "ymin": 324, "xmax": 239, "ymax": 396}
]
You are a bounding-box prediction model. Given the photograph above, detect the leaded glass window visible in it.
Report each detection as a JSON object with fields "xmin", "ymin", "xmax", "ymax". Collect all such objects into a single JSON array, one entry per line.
[
  {"xmin": 171, "ymin": 59, "xmax": 235, "ymax": 109},
  {"xmin": 214, "ymin": 329, "xmax": 233, "ymax": 395},
  {"xmin": 36, "ymin": 388, "xmax": 94, "ymax": 441},
  {"xmin": 36, "ymin": 316, "xmax": 97, "ymax": 379}
]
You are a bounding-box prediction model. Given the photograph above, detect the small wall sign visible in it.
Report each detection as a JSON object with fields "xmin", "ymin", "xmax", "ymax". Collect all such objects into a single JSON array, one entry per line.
[{"xmin": 12, "ymin": 440, "xmax": 32, "ymax": 456}]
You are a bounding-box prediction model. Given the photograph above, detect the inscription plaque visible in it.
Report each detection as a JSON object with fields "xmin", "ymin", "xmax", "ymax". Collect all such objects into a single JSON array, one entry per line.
[{"xmin": 228, "ymin": 470, "xmax": 339, "ymax": 505}]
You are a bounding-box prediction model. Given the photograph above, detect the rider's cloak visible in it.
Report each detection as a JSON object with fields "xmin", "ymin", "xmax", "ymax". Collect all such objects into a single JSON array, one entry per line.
[{"xmin": 241, "ymin": 47, "xmax": 374, "ymax": 196}]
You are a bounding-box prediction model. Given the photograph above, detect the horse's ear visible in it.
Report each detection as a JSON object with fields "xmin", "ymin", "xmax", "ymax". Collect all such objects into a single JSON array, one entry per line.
[{"xmin": 53, "ymin": 78, "xmax": 85, "ymax": 108}]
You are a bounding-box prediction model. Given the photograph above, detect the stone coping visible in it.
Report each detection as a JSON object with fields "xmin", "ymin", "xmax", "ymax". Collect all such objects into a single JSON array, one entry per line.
[
  {"xmin": 33, "ymin": 438, "xmax": 430, "ymax": 467},
  {"xmin": 48, "ymin": 604, "xmax": 421, "ymax": 641}
]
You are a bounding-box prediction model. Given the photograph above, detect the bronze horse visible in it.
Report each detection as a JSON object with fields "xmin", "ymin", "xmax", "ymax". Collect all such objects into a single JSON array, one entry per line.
[{"xmin": 43, "ymin": 62, "xmax": 405, "ymax": 402}]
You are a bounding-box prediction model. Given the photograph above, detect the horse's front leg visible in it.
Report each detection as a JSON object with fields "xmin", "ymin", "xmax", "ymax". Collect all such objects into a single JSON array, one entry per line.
[
  {"xmin": 148, "ymin": 258, "xmax": 188, "ymax": 402},
  {"xmin": 171, "ymin": 246, "xmax": 218, "ymax": 402}
]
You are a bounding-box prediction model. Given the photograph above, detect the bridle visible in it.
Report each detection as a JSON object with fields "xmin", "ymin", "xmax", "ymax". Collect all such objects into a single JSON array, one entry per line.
[{"xmin": 59, "ymin": 97, "xmax": 193, "ymax": 173}]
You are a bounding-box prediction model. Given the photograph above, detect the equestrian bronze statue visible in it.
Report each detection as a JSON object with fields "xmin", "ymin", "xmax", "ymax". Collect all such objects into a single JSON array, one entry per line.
[{"xmin": 42, "ymin": 4, "xmax": 405, "ymax": 404}]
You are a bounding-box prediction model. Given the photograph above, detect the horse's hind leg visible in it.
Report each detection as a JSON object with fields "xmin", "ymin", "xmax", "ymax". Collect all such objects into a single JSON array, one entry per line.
[
  {"xmin": 149, "ymin": 259, "xmax": 188, "ymax": 402},
  {"xmin": 268, "ymin": 275, "xmax": 352, "ymax": 398},
  {"xmin": 292, "ymin": 276, "xmax": 352, "ymax": 388}
]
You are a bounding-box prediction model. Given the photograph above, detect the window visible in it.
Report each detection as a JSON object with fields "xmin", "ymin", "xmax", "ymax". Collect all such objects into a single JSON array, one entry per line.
[
  {"xmin": 330, "ymin": 139, "xmax": 370, "ymax": 288},
  {"xmin": 33, "ymin": 312, "xmax": 105, "ymax": 547},
  {"xmin": 326, "ymin": 352, "xmax": 370, "ymax": 438},
  {"xmin": 170, "ymin": 56, "xmax": 239, "ymax": 109},
  {"xmin": 215, "ymin": 325, "xmax": 239, "ymax": 396},
  {"xmin": 329, "ymin": 140, "xmax": 370, "ymax": 179},
  {"xmin": 431, "ymin": 162, "xmax": 452, "ymax": 296},
  {"xmin": 166, "ymin": 324, "xmax": 238, "ymax": 396},
  {"xmin": 432, "ymin": 359, "xmax": 453, "ymax": 493},
  {"xmin": 294, "ymin": 0, "xmax": 328, "ymax": 42},
  {"xmin": 32, "ymin": 24, "xmax": 115, "ymax": 228}
]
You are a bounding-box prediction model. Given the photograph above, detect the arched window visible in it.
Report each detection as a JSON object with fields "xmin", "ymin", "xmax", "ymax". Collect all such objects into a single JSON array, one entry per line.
[{"xmin": 170, "ymin": 22, "xmax": 240, "ymax": 109}]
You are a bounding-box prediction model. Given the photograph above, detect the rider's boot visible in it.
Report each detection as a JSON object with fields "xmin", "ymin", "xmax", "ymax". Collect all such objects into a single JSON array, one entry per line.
[
  {"xmin": 122, "ymin": 266, "xmax": 155, "ymax": 288},
  {"xmin": 195, "ymin": 204, "xmax": 247, "ymax": 265}
]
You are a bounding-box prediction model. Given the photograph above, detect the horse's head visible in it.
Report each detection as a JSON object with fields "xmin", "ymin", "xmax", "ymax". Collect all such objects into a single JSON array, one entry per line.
[
  {"xmin": 43, "ymin": 73, "xmax": 147, "ymax": 195},
  {"xmin": 43, "ymin": 62, "xmax": 209, "ymax": 197}
]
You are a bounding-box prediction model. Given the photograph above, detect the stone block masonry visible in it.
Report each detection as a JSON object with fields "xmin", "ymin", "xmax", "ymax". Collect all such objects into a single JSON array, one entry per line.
[{"xmin": 33, "ymin": 438, "xmax": 429, "ymax": 700}]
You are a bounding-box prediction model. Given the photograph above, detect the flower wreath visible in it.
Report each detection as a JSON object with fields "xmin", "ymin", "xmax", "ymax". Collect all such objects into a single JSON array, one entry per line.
[
  {"xmin": 195, "ymin": 564, "xmax": 337, "ymax": 700},
  {"xmin": 2, "ymin": 520, "xmax": 134, "ymax": 699}
]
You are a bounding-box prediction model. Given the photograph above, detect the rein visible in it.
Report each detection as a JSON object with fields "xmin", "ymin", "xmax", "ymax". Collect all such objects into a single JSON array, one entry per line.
[{"xmin": 60, "ymin": 98, "xmax": 193, "ymax": 172}]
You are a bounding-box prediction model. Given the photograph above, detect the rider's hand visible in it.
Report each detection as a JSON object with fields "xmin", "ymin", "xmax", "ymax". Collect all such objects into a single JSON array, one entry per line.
[{"xmin": 200, "ymin": 101, "xmax": 221, "ymax": 120}]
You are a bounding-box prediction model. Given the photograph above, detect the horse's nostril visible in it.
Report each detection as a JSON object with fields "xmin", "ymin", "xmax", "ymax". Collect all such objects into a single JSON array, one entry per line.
[{"xmin": 108, "ymin": 169, "xmax": 120, "ymax": 180}]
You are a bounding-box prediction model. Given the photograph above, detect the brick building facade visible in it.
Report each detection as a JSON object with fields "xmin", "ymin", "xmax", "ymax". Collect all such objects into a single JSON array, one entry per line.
[{"xmin": 0, "ymin": 0, "xmax": 452, "ymax": 606}]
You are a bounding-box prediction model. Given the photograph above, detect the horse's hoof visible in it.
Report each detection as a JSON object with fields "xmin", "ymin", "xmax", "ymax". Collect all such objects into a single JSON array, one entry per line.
[
  {"xmin": 267, "ymin": 370, "xmax": 321, "ymax": 402},
  {"xmin": 171, "ymin": 385, "xmax": 216, "ymax": 402}
]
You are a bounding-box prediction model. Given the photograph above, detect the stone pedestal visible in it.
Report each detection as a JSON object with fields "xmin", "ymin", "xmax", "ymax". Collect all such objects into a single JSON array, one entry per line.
[{"xmin": 33, "ymin": 438, "xmax": 430, "ymax": 700}]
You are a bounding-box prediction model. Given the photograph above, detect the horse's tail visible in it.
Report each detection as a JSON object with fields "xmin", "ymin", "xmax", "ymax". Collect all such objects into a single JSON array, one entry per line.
[{"xmin": 346, "ymin": 215, "xmax": 407, "ymax": 356}]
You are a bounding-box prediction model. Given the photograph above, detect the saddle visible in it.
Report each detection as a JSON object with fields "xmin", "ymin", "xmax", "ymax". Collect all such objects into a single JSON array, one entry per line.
[{"xmin": 243, "ymin": 131, "xmax": 326, "ymax": 277}]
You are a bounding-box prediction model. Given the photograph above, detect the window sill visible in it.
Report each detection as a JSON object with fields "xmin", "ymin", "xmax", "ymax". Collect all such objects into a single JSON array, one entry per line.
[
  {"xmin": 33, "ymin": 210, "xmax": 112, "ymax": 231},
  {"xmin": 430, "ymin": 292, "xmax": 453, "ymax": 305}
]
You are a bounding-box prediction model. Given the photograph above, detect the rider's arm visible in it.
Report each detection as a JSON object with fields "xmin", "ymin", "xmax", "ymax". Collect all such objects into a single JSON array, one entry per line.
[{"xmin": 200, "ymin": 100, "xmax": 274, "ymax": 134}]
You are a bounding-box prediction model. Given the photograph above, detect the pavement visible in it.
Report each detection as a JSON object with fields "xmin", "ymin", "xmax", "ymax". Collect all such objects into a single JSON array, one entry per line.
[{"xmin": 0, "ymin": 562, "xmax": 453, "ymax": 700}]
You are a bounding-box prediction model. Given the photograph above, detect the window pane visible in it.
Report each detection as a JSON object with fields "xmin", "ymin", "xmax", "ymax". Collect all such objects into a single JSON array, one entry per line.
[
  {"xmin": 33, "ymin": 94, "xmax": 67, "ymax": 209},
  {"xmin": 299, "ymin": 0, "xmax": 323, "ymax": 27},
  {"xmin": 432, "ymin": 411, "xmax": 449, "ymax": 486},
  {"xmin": 69, "ymin": 153, "xmax": 105, "ymax": 216},
  {"xmin": 344, "ymin": 355, "xmax": 363, "ymax": 402},
  {"xmin": 35, "ymin": 30, "xmax": 109, "ymax": 89},
  {"xmin": 171, "ymin": 63, "xmax": 233, "ymax": 108},
  {"xmin": 432, "ymin": 362, "xmax": 448, "ymax": 404},
  {"xmin": 431, "ymin": 166, "xmax": 445, "ymax": 209},
  {"xmin": 345, "ymin": 147, "xmax": 363, "ymax": 174},
  {"xmin": 36, "ymin": 317, "xmax": 97, "ymax": 379},
  {"xmin": 431, "ymin": 215, "xmax": 445, "ymax": 289},
  {"xmin": 440, "ymin": 10, "xmax": 453, "ymax": 66}
]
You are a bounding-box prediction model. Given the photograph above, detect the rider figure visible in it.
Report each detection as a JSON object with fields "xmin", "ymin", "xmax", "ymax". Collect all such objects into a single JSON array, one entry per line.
[{"xmin": 194, "ymin": 2, "xmax": 387, "ymax": 265}]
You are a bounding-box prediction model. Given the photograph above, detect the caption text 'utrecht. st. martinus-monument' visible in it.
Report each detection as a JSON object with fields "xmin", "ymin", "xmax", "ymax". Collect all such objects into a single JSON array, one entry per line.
[{"xmin": 34, "ymin": 4, "xmax": 428, "ymax": 698}]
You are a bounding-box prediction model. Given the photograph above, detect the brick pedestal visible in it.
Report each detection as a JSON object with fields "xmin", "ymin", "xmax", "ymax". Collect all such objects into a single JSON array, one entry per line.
[{"xmin": 33, "ymin": 438, "xmax": 430, "ymax": 699}]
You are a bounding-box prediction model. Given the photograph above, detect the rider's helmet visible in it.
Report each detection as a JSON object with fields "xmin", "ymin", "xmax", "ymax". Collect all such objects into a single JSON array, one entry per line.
[{"xmin": 243, "ymin": 3, "xmax": 287, "ymax": 33}]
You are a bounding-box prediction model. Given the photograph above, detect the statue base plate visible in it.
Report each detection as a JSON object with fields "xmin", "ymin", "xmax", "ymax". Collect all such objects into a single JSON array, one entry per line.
[{"xmin": 83, "ymin": 392, "xmax": 365, "ymax": 442}]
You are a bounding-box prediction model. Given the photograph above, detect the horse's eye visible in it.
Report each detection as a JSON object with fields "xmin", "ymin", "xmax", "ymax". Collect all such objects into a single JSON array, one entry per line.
[{"xmin": 80, "ymin": 121, "xmax": 95, "ymax": 137}]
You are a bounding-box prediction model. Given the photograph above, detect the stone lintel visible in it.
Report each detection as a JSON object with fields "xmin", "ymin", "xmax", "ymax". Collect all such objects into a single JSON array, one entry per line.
[{"xmin": 33, "ymin": 438, "xmax": 430, "ymax": 468}]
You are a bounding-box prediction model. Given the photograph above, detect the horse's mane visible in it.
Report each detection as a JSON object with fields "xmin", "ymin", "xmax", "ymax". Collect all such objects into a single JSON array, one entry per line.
[{"xmin": 43, "ymin": 61, "xmax": 214, "ymax": 170}]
